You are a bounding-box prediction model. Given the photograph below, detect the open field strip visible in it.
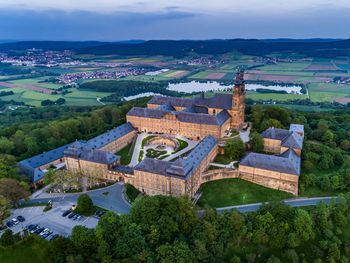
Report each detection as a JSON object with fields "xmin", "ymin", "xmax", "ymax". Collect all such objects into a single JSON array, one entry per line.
[{"xmin": 163, "ymin": 70, "xmax": 189, "ymax": 78}]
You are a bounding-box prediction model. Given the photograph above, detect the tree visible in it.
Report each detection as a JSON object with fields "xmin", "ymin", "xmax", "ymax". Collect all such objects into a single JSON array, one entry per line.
[
  {"xmin": 292, "ymin": 209, "xmax": 314, "ymax": 243},
  {"xmin": 45, "ymin": 170, "xmax": 83, "ymax": 191},
  {"xmin": 340, "ymin": 139, "xmax": 350, "ymax": 151},
  {"xmin": 71, "ymin": 226, "xmax": 97, "ymax": 257},
  {"xmin": 0, "ymin": 229, "xmax": 14, "ymax": 246},
  {"xmin": 0, "ymin": 137, "xmax": 14, "ymax": 154},
  {"xmin": 156, "ymin": 241, "xmax": 195, "ymax": 263},
  {"xmin": 224, "ymin": 138, "xmax": 245, "ymax": 160},
  {"xmin": 0, "ymin": 195, "xmax": 10, "ymax": 224},
  {"xmin": 0, "ymin": 178, "xmax": 30, "ymax": 205},
  {"xmin": 260, "ymin": 118, "xmax": 283, "ymax": 132},
  {"xmin": 250, "ymin": 131, "xmax": 264, "ymax": 152},
  {"xmin": 322, "ymin": 130, "xmax": 334, "ymax": 144},
  {"xmin": 0, "ymin": 154, "xmax": 18, "ymax": 179},
  {"xmin": 76, "ymin": 194, "xmax": 94, "ymax": 216}
]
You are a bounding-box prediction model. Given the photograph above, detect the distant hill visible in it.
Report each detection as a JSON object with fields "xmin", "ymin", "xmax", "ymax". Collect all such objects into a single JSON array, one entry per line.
[
  {"xmin": 75, "ymin": 39, "xmax": 350, "ymax": 58},
  {"xmin": 0, "ymin": 41, "xmax": 106, "ymax": 51},
  {"xmin": 1, "ymin": 39, "xmax": 350, "ymax": 58}
]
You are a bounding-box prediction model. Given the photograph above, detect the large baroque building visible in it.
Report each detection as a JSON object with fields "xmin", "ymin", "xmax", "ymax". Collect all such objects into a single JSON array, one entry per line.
[{"xmin": 126, "ymin": 72, "xmax": 246, "ymax": 140}]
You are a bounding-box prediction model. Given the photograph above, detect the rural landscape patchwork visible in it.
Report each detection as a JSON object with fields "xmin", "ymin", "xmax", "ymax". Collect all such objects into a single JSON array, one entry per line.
[{"xmin": 2, "ymin": 1, "xmax": 350, "ymax": 263}]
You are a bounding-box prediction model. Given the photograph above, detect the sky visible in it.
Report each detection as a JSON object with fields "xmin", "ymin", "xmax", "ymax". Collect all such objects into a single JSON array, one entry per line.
[{"xmin": 0, "ymin": 0, "xmax": 349, "ymax": 41}]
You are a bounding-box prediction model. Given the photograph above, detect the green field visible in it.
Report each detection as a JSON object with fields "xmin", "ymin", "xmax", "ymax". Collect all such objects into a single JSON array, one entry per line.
[
  {"xmin": 198, "ymin": 178, "xmax": 293, "ymax": 208},
  {"xmin": 247, "ymin": 91, "xmax": 308, "ymax": 101},
  {"xmin": 1, "ymin": 51, "xmax": 350, "ymax": 107},
  {"xmin": 0, "ymin": 86, "xmax": 113, "ymax": 107},
  {"xmin": 308, "ymin": 83, "xmax": 350, "ymax": 102}
]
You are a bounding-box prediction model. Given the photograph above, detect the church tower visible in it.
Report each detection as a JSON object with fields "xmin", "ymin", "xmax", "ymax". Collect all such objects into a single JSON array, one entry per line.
[{"xmin": 229, "ymin": 71, "xmax": 246, "ymax": 129}]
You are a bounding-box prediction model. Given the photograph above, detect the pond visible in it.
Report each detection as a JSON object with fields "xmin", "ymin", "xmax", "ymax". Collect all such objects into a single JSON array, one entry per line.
[{"xmin": 168, "ymin": 81, "xmax": 302, "ymax": 94}]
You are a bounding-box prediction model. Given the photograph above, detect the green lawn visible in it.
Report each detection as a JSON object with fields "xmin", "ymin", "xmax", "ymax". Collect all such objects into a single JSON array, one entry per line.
[
  {"xmin": 116, "ymin": 143, "xmax": 135, "ymax": 165},
  {"xmin": 125, "ymin": 183, "xmax": 141, "ymax": 203},
  {"xmin": 214, "ymin": 154, "xmax": 233, "ymax": 164},
  {"xmin": 0, "ymin": 236, "xmax": 49, "ymax": 263},
  {"xmin": 198, "ymin": 178, "xmax": 293, "ymax": 208}
]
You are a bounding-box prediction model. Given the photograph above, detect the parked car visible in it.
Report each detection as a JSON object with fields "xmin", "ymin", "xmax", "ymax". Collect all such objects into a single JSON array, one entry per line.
[
  {"xmin": 72, "ymin": 214, "xmax": 80, "ymax": 220},
  {"xmin": 39, "ymin": 228, "xmax": 50, "ymax": 237},
  {"xmin": 17, "ymin": 216, "xmax": 25, "ymax": 222},
  {"xmin": 42, "ymin": 231, "xmax": 53, "ymax": 239},
  {"xmin": 11, "ymin": 218, "xmax": 19, "ymax": 225},
  {"xmin": 62, "ymin": 210, "xmax": 71, "ymax": 217},
  {"xmin": 26, "ymin": 224, "xmax": 36, "ymax": 231},
  {"xmin": 30, "ymin": 225, "xmax": 40, "ymax": 233},
  {"xmin": 34, "ymin": 227, "xmax": 45, "ymax": 235},
  {"xmin": 94, "ymin": 210, "xmax": 106, "ymax": 217},
  {"xmin": 6, "ymin": 221, "xmax": 14, "ymax": 228},
  {"xmin": 76, "ymin": 215, "xmax": 82, "ymax": 221},
  {"xmin": 68, "ymin": 212, "xmax": 77, "ymax": 219}
]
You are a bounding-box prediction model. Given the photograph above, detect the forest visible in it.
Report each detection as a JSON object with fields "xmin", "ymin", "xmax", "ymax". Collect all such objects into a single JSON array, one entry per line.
[{"xmin": 1, "ymin": 194, "xmax": 350, "ymax": 262}]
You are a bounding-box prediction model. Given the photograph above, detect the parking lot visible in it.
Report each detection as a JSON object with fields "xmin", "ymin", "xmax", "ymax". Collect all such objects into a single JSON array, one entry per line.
[{"xmin": 4, "ymin": 201, "xmax": 99, "ymax": 237}]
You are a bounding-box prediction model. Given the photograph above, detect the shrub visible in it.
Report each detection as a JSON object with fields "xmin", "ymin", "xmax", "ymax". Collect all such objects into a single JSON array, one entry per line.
[{"xmin": 76, "ymin": 194, "xmax": 94, "ymax": 216}]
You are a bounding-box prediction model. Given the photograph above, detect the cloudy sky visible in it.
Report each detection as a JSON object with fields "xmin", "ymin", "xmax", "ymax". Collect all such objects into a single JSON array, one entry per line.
[{"xmin": 0, "ymin": 0, "xmax": 349, "ymax": 40}]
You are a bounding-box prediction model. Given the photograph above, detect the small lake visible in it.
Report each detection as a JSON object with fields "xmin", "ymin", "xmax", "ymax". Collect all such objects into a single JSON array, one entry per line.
[{"xmin": 168, "ymin": 81, "xmax": 302, "ymax": 94}]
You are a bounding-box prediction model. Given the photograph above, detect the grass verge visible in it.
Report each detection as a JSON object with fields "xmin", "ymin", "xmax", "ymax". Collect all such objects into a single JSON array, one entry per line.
[
  {"xmin": 125, "ymin": 183, "xmax": 141, "ymax": 203},
  {"xmin": 198, "ymin": 178, "xmax": 292, "ymax": 208}
]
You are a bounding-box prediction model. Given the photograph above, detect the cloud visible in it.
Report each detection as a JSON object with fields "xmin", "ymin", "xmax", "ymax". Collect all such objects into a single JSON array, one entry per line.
[
  {"xmin": 1, "ymin": 0, "xmax": 350, "ymax": 14},
  {"xmin": 0, "ymin": 3, "xmax": 349, "ymax": 40}
]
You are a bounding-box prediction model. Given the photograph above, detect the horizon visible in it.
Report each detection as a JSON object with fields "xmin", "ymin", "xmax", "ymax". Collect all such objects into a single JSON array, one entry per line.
[{"xmin": 0, "ymin": 38, "xmax": 348, "ymax": 43}]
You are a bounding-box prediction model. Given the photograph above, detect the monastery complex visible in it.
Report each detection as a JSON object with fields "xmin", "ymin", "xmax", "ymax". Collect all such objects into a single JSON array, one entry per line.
[{"xmin": 19, "ymin": 72, "xmax": 304, "ymax": 198}]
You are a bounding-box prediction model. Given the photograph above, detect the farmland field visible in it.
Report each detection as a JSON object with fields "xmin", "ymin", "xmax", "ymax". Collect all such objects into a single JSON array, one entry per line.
[{"xmin": 1, "ymin": 50, "xmax": 350, "ymax": 108}]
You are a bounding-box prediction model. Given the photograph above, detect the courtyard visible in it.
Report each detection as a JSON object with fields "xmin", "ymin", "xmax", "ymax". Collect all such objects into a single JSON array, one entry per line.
[{"xmin": 129, "ymin": 132, "xmax": 198, "ymax": 167}]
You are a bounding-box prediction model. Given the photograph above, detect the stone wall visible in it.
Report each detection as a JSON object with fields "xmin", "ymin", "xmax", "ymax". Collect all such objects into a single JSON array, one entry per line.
[
  {"xmin": 201, "ymin": 169, "xmax": 239, "ymax": 182},
  {"xmin": 99, "ymin": 129, "xmax": 137, "ymax": 153},
  {"xmin": 239, "ymin": 165, "xmax": 299, "ymax": 195},
  {"xmin": 201, "ymin": 166, "xmax": 298, "ymax": 196},
  {"xmin": 147, "ymin": 136, "xmax": 179, "ymax": 149}
]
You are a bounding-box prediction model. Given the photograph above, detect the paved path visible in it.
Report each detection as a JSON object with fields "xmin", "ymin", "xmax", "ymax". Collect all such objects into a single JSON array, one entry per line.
[
  {"xmin": 209, "ymin": 161, "xmax": 237, "ymax": 169},
  {"xmin": 215, "ymin": 196, "xmax": 337, "ymax": 213},
  {"xmin": 129, "ymin": 133, "xmax": 147, "ymax": 167},
  {"xmin": 239, "ymin": 125, "xmax": 251, "ymax": 143},
  {"xmin": 21, "ymin": 182, "xmax": 131, "ymax": 214}
]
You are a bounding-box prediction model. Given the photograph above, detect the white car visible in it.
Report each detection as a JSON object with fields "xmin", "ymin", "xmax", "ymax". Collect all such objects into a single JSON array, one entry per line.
[
  {"xmin": 11, "ymin": 218, "xmax": 19, "ymax": 225},
  {"xmin": 39, "ymin": 228, "xmax": 50, "ymax": 236}
]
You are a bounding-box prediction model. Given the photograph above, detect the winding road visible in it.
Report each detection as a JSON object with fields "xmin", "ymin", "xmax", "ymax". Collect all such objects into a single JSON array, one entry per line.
[
  {"xmin": 20, "ymin": 181, "xmax": 337, "ymax": 215},
  {"xmin": 20, "ymin": 183, "xmax": 131, "ymax": 214},
  {"xmin": 216, "ymin": 196, "xmax": 337, "ymax": 213}
]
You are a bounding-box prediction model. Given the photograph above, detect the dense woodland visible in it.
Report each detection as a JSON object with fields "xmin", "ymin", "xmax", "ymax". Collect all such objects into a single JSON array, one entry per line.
[
  {"xmin": 2, "ymin": 195, "xmax": 350, "ymax": 262},
  {"xmin": 1, "ymin": 39, "xmax": 350, "ymax": 58}
]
